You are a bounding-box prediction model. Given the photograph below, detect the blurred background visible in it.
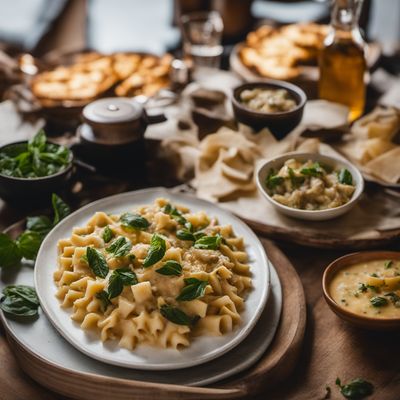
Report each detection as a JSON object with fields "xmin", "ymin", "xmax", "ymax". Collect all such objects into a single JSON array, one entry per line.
[{"xmin": 0, "ymin": 0, "xmax": 399, "ymax": 59}]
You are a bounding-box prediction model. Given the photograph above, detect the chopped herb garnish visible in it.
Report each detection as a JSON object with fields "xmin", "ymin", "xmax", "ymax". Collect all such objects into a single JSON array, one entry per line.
[
  {"xmin": 370, "ymin": 296, "xmax": 388, "ymax": 308},
  {"xmin": 300, "ymin": 162, "xmax": 324, "ymax": 177},
  {"xmin": 86, "ymin": 247, "xmax": 109, "ymax": 278},
  {"xmin": 102, "ymin": 226, "xmax": 114, "ymax": 243},
  {"xmin": 288, "ymin": 167, "xmax": 305, "ymax": 187},
  {"xmin": 176, "ymin": 277, "xmax": 208, "ymax": 301},
  {"xmin": 143, "ymin": 234, "xmax": 166, "ymax": 268},
  {"xmin": 156, "ymin": 260, "xmax": 183, "ymax": 276},
  {"xmin": 160, "ymin": 304, "xmax": 199, "ymax": 326},
  {"xmin": 338, "ymin": 168, "xmax": 353, "ymax": 185},
  {"xmin": 335, "ymin": 378, "xmax": 373, "ymax": 399},
  {"xmin": 385, "ymin": 292, "xmax": 400, "ymax": 308},
  {"xmin": 0, "ymin": 285, "xmax": 40, "ymax": 318},
  {"xmin": 265, "ymin": 169, "xmax": 284, "ymax": 190},
  {"xmin": 120, "ymin": 212, "xmax": 150, "ymax": 231},
  {"xmin": 384, "ymin": 260, "xmax": 393, "ymax": 269}
]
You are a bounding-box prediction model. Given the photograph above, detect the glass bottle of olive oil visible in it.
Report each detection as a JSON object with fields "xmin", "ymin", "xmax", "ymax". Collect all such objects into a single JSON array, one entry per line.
[{"xmin": 319, "ymin": 0, "xmax": 366, "ymax": 121}]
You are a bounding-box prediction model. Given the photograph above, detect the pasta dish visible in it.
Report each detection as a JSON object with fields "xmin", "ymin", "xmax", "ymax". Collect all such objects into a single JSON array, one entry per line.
[{"xmin": 54, "ymin": 198, "xmax": 252, "ymax": 350}]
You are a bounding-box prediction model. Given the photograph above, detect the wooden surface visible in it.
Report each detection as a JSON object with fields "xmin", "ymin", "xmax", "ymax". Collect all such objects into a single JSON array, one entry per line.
[
  {"xmin": 0, "ymin": 222, "xmax": 306, "ymax": 400},
  {"xmin": 1, "ymin": 237, "xmax": 400, "ymax": 399}
]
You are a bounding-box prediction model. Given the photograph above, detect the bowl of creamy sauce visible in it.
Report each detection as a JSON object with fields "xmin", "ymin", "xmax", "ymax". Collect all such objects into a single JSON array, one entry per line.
[{"xmin": 323, "ymin": 252, "xmax": 400, "ymax": 330}]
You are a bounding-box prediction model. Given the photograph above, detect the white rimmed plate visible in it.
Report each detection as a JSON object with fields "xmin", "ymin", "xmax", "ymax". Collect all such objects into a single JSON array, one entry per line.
[{"xmin": 34, "ymin": 188, "xmax": 270, "ymax": 370}]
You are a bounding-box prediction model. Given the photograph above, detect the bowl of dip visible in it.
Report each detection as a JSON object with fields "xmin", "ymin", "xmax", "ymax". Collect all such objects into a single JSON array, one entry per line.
[
  {"xmin": 256, "ymin": 152, "xmax": 364, "ymax": 221},
  {"xmin": 323, "ymin": 251, "xmax": 400, "ymax": 331},
  {"xmin": 231, "ymin": 80, "xmax": 307, "ymax": 139}
]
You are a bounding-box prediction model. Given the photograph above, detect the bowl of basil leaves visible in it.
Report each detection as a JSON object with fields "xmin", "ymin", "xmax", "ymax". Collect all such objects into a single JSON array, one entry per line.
[{"xmin": 0, "ymin": 129, "xmax": 73, "ymax": 204}]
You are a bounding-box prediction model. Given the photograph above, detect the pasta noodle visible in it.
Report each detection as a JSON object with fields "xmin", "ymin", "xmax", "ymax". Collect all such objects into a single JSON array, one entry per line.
[{"xmin": 54, "ymin": 198, "xmax": 252, "ymax": 350}]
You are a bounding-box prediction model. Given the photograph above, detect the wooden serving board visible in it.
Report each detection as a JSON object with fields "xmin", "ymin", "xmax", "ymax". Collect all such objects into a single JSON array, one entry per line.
[{"xmin": 0, "ymin": 220, "xmax": 306, "ymax": 400}]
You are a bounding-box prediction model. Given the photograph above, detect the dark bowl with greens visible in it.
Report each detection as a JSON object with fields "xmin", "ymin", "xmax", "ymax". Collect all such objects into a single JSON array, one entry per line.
[{"xmin": 0, "ymin": 130, "xmax": 73, "ymax": 203}]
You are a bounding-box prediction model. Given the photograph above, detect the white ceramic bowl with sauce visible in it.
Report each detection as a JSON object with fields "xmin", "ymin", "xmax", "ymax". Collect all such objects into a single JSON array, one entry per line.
[{"xmin": 256, "ymin": 152, "xmax": 364, "ymax": 221}]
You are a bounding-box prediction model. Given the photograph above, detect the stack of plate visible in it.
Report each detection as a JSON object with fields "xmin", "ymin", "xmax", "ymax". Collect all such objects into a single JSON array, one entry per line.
[{"xmin": 2, "ymin": 188, "xmax": 282, "ymax": 387}]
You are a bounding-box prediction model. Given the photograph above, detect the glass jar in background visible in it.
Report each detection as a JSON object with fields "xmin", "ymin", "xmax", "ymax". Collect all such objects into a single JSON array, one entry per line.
[
  {"xmin": 319, "ymin": 0, "xmax": 366, "ymax": 122},
  {"xmin": 180, "ymin": 11, "xmax": 224, "ymax": 70}
]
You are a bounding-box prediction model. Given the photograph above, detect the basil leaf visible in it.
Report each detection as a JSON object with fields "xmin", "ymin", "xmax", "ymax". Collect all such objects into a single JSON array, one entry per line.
[
  {"xmin": 102, "ymin": 226, "xmax": 114, "ymax": 243},
  {"xmin": 300, "ymin": 162, "xmax": 324, "ymax": 177},
  {"xmin": 16, "ymin": 230, "xmax": 43, "ymax": 260},
  {"xmin": 193, "ymin": 234, "xmax": 222, "ymax": 250},
  {"xmin": 120, "ymin": 212, "xmax": 150, "ymax": 231},
  {"xmin": 265, "ymin": 169, "xmax": 284, "ymax": 190},
  {"xmin": 105, "ymin": 267, "xmax": 138, "ymax": 300},
  {"xmin": 385, "ymin": 292, "xmax": 400, "ymax": 308},
  {"xmin": 0, "ymin": 285, "xmax": 40, "ymax": 318},
  {"xmin": 106, "ymin": 236, "xmax": 132, "ymax": 258},
  {"xmin": 336, "ymin": 378, "xmax": 373, "ymax": 399},
  {"xmin": 384, "ymin": 260, "xmax": 393, "ymax": 269},
  {"xmin": 28, "ymin": 129, "xmax": 46, "ymax": 152},
  {"xmin": 107, "ymin": 272, "xmax": 124, "ymax": 298},
  {"xmin": 32, "ymin": 148, "xmax": 47, "ymax": 177},
  {"xmin": 288, "ymin": 167, "xmax": 305, "ymax": 187},
  {"xmin": 26, "ymin": 215, "xmax": 52, "ymax": 236},
  {"xmin": 95, "ymin": 290, "xmax": 111, "ymax": 312},
  {"xmin": 338, "ymin": 168, "xmax": 353, "ymax": 185},
  {"xmin": 370, "ymin": 296, "xmax": 388, "ymax": 307},
  {"xmin": 176, "ymin": 229, "xmax": 195, "ymax": 241},
  {"xmin": 156, "ymin": 260, "xmax": 183, "ymax": 276},
  {"xmin": 52, "ymin": 194, "xmax": 71, "ymax": 225},
  {"xmin": 160, "ymin": 304, "xmax": 199, "ymax": 326},
  {"xmin": 176, "ymin": 277, "xmax": 208, "ymax": 301},
  {"xmin": 0, "ymin": 233, "xmax": 21, "ymax": 267},
  {"xmin": 162, "ymin": 203, "xmax": 187, "ymax": 225},
  {"xmin": 143, "ymin": 234, "xmax": 166, "ymax": 268},
  {"xmin": 3, "ymin": 285, "xmax": 40, "ymax": 306},
  {"xmin": 86, "ymin": 247, "xmax": 109, "ymax": 278},
  {"xmin": 116, "ymin": 268, "xmax": 138, "ymax": 285}
]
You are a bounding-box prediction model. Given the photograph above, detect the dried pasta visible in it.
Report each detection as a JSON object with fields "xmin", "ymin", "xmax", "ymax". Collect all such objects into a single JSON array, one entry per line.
[{"xmin": 54, "ymin": 198, "xmax": 252, "ymax": 350}]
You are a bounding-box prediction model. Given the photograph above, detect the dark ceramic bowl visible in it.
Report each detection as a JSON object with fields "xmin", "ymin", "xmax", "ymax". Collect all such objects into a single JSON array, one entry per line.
[
  {"xmin": 231, "ymin": 80, "xmax": 307, "ymax": 139},
  {"xmin": 323, "ymin": 251, "xmax": 400, "ymax": 331},
  {"xmin": 0, "ymin": 141, "xmax": 74, "ymax": 204}
]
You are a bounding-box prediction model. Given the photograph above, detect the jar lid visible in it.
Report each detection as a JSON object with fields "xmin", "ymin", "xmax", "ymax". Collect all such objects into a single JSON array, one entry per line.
[{"xmin": 82, "ymin": 97, "xmax": 143, "ymax": 125}]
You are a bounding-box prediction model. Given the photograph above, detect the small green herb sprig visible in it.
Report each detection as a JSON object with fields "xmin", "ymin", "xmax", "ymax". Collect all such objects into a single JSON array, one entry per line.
[
  {"xmin": 0, "ymin": 194, "xmax": 70, "ymax": 268},
  {"xmin": 0, "ymin": 129, "xmax": 71, "ymax": 178}
]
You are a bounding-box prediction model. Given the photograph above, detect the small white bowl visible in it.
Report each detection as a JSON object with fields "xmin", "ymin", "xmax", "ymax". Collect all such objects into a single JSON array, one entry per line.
[{"xmin": 256, "ymin": 152, "xmax": 364, "ymax": 221}]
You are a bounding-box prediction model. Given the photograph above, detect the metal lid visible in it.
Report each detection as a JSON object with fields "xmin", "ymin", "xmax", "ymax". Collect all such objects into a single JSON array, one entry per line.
[{"xmin": 82, "ymin": 97, "xmax": 143, "ymax": 125}]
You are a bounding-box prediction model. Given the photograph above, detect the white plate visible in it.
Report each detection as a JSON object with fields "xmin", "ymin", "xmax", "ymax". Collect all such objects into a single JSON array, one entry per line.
[
  {"xmin": 34, "ymin": 188, "xmax": 270, "ymax": 370},
  {"xmin": 1, "ymin": 255, "xmax": 281, "ymax": 387}
]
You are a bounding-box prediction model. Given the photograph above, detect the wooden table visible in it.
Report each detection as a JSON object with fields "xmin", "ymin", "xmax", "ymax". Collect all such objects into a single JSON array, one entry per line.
[{"xmin": 1, "ymin": 200, "xmax": 399, "ymax": 400}]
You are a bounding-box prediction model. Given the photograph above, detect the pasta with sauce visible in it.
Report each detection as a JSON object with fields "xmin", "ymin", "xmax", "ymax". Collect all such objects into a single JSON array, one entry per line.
[{"xmin": 54, "ymin": 198, "xmax": 252, "ymax": 350}]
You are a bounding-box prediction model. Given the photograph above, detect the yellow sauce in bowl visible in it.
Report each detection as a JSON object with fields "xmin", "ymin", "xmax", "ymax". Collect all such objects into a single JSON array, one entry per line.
[{"xmin": 329, "ymin": 259, "xmax": 400, "ymax": 319}]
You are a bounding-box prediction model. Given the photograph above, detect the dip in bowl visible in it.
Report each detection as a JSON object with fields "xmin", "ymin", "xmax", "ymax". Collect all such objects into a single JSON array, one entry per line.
[
  {"xmin": 231, "ymin": 80, "xmax": 306, "ymax": 139},
  {"xmin": 256, "ymin": 152, "xmax": 364, "ymax": 221},
  {"xmin": 323, "ymin": 251, "xmax": 400, "ymax": 331}
]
